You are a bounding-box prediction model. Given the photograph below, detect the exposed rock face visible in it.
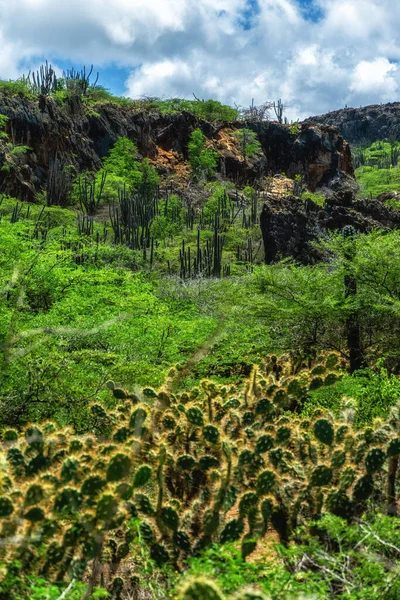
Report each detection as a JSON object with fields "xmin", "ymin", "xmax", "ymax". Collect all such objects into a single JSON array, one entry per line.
[
  {"xmin": 309, "ymin": 103, "xmax": 400, "ymax": 146},
  {"xmin": 0, "ymin": 94, "xmax": 354, "ymax": 202},
  {"xmin": 260, "ymin": 193, "xmax": 400, "ymax": 264},
  {"xmin": 245, "ymin": 121, "xmax": 354, "ymax": 191}
]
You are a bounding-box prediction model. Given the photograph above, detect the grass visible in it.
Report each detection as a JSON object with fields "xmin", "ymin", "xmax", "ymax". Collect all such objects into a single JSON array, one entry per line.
[
  {"xmin": 354, "ymin": 140, "xmax": 400, "ymax": 201},
  {"xmin": 355, "ymin": 165, "xmax": 400, "ymax": 198},
  {"xmin": 0, "ymin": 199, "xmax": 270, "ymax": 429}
]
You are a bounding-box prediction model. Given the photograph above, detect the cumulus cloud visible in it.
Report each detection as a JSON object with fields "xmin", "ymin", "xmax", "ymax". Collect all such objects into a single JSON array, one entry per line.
[
  {"xmin": 350, "ymin": 58, "xmax": 397, "ymax": 99},
  {"xmin": 0, "ymin": 0, "xmax": 400, "ymax": 118}
]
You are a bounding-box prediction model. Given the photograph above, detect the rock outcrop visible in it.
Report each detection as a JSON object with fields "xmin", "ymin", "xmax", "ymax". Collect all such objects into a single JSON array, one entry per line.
[
  {"xmin": 260, "ymin": 193, "xmax": 400, "ymax": 264},
  {"xmin": 0, "ymin": 94, "xmax": 354, "ymax": 202},
  {"xmin": 308, "ymin": 103, "xmax": 400, "ymax": 146}
]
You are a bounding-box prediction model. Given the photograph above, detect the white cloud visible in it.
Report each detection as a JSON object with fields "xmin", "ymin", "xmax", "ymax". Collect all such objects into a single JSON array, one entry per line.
[
  {"xmin": 350, "ymin": 58, "xmax": 397, "ymax": 99},
  {"xmin": 0, "ymin": 0, "xmax": 400, "ymax": 118}
]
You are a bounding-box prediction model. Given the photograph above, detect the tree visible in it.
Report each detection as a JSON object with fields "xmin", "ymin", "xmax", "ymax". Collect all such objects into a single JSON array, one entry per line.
[{"xmin": 254, "ymin": 230, "xmax": 400, "ymax": 371}]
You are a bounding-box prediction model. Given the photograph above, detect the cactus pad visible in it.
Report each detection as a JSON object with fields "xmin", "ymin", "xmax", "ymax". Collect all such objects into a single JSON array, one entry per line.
[
  {"xmin": 256, "ymin": 470, "xmax": 276, "ymax": 496},
  {"xmin": 310, "ymin": 465, "xmax": 333, "ymax": 487},
  {"xmin": 186, "ymin": 407, "xmax": 204, "ymax": 427},
  {"xmin": 365, "ymin": 448, "xmax": 386, "ymax": 474},
  {"xmin": 313, "ymin": 419, "xmax": 334, "ymax": 446},
  {"xmin": 203, "ymin": 425, "xmax": 220, "ymax": 444}
]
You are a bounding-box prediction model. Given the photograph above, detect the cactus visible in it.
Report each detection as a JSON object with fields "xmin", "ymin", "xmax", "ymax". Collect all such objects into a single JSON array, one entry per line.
[
  {"xmin": 115, "ymin": 483, "xmax": 133, "ymax": 500},
  {"xmin": 113, "ymin": 427, "xmax": 131, "ymax": 443},
  {"xmin": 255, "ymin": 435, "xmax": 274, "ymax": 454},
  {"xmin": 130, "ymin": 407, "xmax": 148, "ymax": 434},
  {"xmin": 178, "ymin": 578, "xmax": 226, "ymax": 600},
  {"xmin": 3, "ymin": 429, "xmax": 19, "ymax": 443},
  {"xmin": 54, "ymin": 488, "xmax": 81, "ymax": 515},
  {"xmin": 173, "ymin": 530, "xmax": 191, "ymax": 553},
  {"xmin": 24, "ymin": 507, "xmax": 45, "ymax": 523},
  {"xmin": 326, "ymin": 490, "xmax": 353, "ymax": 519},
  {"xmin": 111, "ymin": 576, "xmax": 124, "ymax": 600},
  {"xmin": 203, "ymin": 425, "xmax": 220, "ymax": 444},
  {"xmin": 139, "ymin": 520, "xmax": 155, "ymax": 544},
  {"xmin": 24, "ymin": 484, "xmax": 44, "ymax": 506},
  {"xmin": 365, "ymin": 448, "xmax": 386, "ymax": 474},
  {"xmin": 177, "ymin": 455, "xmax": 196, "ymax": 470},
  {"xmin": 220, "ymin": 518, "xmax": 244, "ymax": 543},
  {"xmin": 275, "ymin": 426, "xmax": 291, "ymax": 445},
  {"xmin": 313, "ymin": 419, "xmax": 334, "ymax": 446},
  {"xmin": 256, "ymin": 470, "xmax": 276, "ymax": 496},
  {"xmin": 310, "ymin": 465, "xmax": 333, "ymax": 487},
  {"xmin": 135, "ymin": 493, "xmax": 155, "ymax": 516},
  {"xmin": 331, "ymin": 449, "xmax": 346, "ymax": 469},
  {"xmin": 0, "ymin": 497, "xmax": 14, "ymax": 518},
  {"xmin": 336, "ymin": 425, "xmax": 350, "ymax": 443},
  {"xmin": 150, "ymin": 542, "xmax": 170, "ymax": 565},
  {"xmin": 133, "ymin": 464, "xmax": 152, "ymax": 488},
  {"xmin": 25, "ymin": 426, "xmax": 44, "ymax": 453},
  {"xmin": 324, "ymin": 373, "xmax": 338, "ymax": 386},
  {"xmin": 96, "ymin": 494, "xmax": 119, "ymax": 524},
  {"xmin": 339, "ymin": 466, "xmax": 356, "ymax": 489},
  {"xmin": 160, "ymin": 506, "xmax": 179, "ymax": 531},
  {"xmin": 387, "ymin": 438, "xmax": 400, "ymax": 457},
  {"xmin": 61, "ymin": 458, "xmax": 80, "ymax": 483},
  {"xmin": 186, "ymin": 407, "xmax": 204, "ymax": 427},
  {"xmin": 81, "ymin": 475, "xmax": 106, "ymax": 499},
  {"xmin": 199, "ymin": 456, "xmax": 220, "ymax": 471},
  {"xmin": 353, "ymin": 474, "xmax": 374, "ymax": 502},
  {"xmin": 255, "ymin": 398, "xmax": 274, "ymax": 418},
  {"xmin": 162, "ymin": 414, "xmax": 177, "ymax": 430},
  {"xmin": 106, "ymin": 453, "xmax": 131, "ymax": 482},
  {"xmin": 309, "ymin": 377, "xmax": 324, "ymax": 391},
  {"xmin": 239, "ymin": 492, "xmax": 258, "ymax": 518}
]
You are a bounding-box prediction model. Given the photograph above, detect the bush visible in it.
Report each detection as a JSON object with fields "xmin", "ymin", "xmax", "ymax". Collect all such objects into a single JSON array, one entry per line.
[
  {"xmin": 188, "ymin": 128, "xmax": 218, "ymax": 178},
  {"xmin": 0, "ymin": 79, "xmax": 34, "ymax": 99},
  {"xmin": 234, "ymin": 128, "xmax": 262, "ymax": 158}
]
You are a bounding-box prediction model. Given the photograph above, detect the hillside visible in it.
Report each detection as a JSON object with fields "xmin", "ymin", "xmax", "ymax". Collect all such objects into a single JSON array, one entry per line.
[
  {"xmin": 0, "ymin": 76, "xmax": 400, "ymax": 600},
  {"xmin": 1, "ymin": 92, "xmax": 400, "ymax": 267},
  {"xmin": 309, "ymin": 102, "xmax": 400, "ymax": 146}
]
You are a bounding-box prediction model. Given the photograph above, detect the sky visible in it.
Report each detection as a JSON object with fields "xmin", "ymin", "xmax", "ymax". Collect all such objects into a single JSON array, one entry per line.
[{"xmin": 0, "ymin": 0, "xmax": 400, "ymax": 120}]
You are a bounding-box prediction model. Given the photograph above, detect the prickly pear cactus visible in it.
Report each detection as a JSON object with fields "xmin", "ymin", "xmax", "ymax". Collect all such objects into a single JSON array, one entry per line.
[
  {"xmin": 178, "ymin": 578, "xmax": 226, "ymax": 600},
  {"xmin": 313, "ymin": 419, "xmax": 334, "ymax": 446},
  {"xmin": 365, "ymin": 448, "xmax": 386, "ymax": 474}
]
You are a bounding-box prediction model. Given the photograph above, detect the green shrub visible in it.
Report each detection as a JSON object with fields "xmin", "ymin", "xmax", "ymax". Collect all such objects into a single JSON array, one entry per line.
[
  {"xmin": 188, "ymin": 128, "xmax": 218, "ymax": 178},
  {"xmin": 234, "ymin": 129, "xmax": 262, "ymax": 158},
  {"xmin": 0, "ymin": 79, "xmax": 34, "ymax": 99}
]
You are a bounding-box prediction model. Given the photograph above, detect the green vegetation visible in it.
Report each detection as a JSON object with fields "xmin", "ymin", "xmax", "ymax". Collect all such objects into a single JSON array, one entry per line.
[
  {"xmin": 188, "ymin": 128, "xmax": 219, "ymax": 178},
  {"xmin": 233, "ymin": 128, "xmax": 262, "ymax": 158},
  {"xmin": 354, "ymin": 140, "xmax": 400, "ymax": 200},
  {"xmin": 72, "ymin": 137, "xmax": 159, "ymax": 209},
  {"xmin": 0, "ymin": 352, "xmax": 399, "ymax": 598},
  {"xmin": 0, "ymin": 114, "xmax": 8, "ymax": 140},
  {"xmin": 301, "ymin": 189, "xmax": 325, "ymax": 206},
  {"xmin": 1, "ymin": 77, "xmax": 400, "ymax": 598},
  {"xmin": 1, "ymin": 188, "xmax": 400, "ymax": 598},
  {"xmin": 0, "ymin": 65, "xmax": 239, "ymax": 124},
  {"xmin": 149, "ymin": 97, "xmax": 239, "ymax": 122}
]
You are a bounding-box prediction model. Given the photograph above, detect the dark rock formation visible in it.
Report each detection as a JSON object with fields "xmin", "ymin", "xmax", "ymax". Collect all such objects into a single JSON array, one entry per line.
[
  {"xmin": 260, "ymin": 193, "xmax": 400, "ymax": 264},
  {"xmin": 0, "ymin": 94, "xmax": 354, "ymax": 202},
  {"xmin": 245, "ymin": 121, "xmax": 354, "ymax": 191},
  {"xmin": 308, "ymin": 103, "xmax": 400, "ymax": 146}
]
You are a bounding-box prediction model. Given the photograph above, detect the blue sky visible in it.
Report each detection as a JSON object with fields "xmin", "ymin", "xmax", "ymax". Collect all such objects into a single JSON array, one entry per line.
[{"xmin": 1, "ymin": 0, "xmax": 399, "ymax": 119}]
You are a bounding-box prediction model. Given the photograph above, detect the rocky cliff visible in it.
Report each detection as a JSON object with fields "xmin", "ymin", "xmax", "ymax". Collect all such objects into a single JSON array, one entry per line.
[
  {"xmin": 1, "ymin": 93, "xmax": 399, "ymax": 266},
  {"xmin": 0, "ymin": 94, "xmax": 354, "ymax": 202},
  {"xmin": 309, "ymin": 103, "xmax": 400, "ymax": 146}
]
